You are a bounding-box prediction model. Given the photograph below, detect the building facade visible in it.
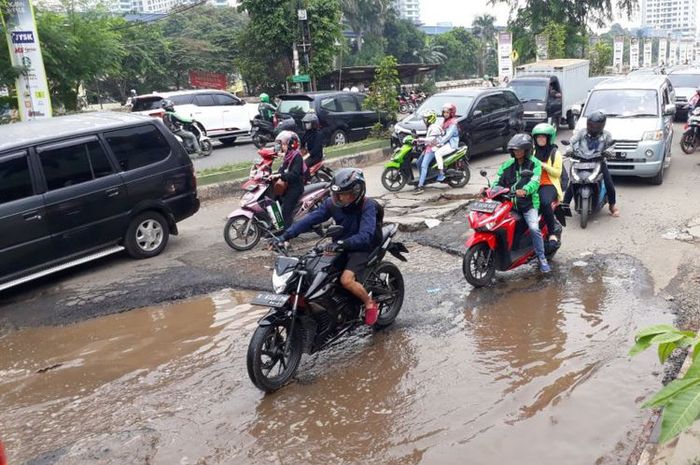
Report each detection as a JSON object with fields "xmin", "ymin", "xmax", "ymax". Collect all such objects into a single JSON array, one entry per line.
[
  {"xmin": 393, "ymin": 0, "xmax": 420, "ymax": 24},
  {"xmin": 640, "ymin": 0, "xmax": 698, "ymax": 37}
]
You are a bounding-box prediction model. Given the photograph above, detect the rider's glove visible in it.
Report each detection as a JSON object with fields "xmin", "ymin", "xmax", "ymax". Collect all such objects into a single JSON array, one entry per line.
[{"xmin": 324, "ymin": 241, "xmax": 343, "ymax": 253}]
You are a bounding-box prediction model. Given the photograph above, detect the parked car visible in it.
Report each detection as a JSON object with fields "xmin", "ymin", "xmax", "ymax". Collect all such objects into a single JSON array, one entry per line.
[
  {"xmin": 391, "ymin": 87, "xmax": 524, "ymax": 156},
  {"xmin": 131, "ymin": 89, "xmax": 258, "ymax": 146},
  {"xmin": 275, "ymin": 91, "xmax": 380, "ymax": 145},
  {"xmin": 0, "ymin": 112, "xmax": 200, "ymax": 291},
  {"xmin": 575, "ymin": 75, "xmax": 675, "ymax": 185},
  {"xmin": 667, "ymin": 67, "xmax": 700, "ymax": 120}
]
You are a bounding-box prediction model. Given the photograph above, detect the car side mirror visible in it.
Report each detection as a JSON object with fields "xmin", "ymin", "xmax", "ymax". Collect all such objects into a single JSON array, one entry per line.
[
  {"xmin": 472, "ymin": 110, "xmax": 483, "ymax": 118},
  {"xmin": 664, "ymin": 104, "xmax": 676, "ymax": 116}
]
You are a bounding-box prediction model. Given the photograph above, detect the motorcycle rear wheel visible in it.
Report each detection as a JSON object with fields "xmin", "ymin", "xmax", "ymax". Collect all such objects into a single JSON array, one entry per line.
[
  {"xmin": 367, "ymin": 261, "xmax": 405, "ymax": 329},
  {"xmin": 463, "ymin": 243, "xmax": 495, "ymax": 288},
  {"xmin": 447, "ymin": 160, "xmax": 470, "ymax": 188},
  {"xmin": 224, "ymin": 216, "xmax": 261, "ymax": 251},
  {"xmin": 381, "ymin": 167, "xmax": 407, "ymax": 192},
  {"xmin": 200, "ymin": 139, "xmax": 213, "ymax": 157},
  {"xmin": 681, "ymin": 133, "xmax": 697, "ymax": 154},
  {"xmin": 247, "ymin": 321, "xmax": 302, "ymax": 392}
]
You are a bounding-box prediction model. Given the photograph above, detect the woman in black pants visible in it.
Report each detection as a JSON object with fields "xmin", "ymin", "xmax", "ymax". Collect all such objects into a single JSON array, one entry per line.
[{"xmin": 273, "ymin": 130, "xmax": 306, "ymax": 230}]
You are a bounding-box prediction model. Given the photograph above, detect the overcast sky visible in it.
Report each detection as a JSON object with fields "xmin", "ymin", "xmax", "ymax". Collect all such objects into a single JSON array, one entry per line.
[{"xmin": 419, "ymin": 0, "xmax": 643, "ymax": 32}]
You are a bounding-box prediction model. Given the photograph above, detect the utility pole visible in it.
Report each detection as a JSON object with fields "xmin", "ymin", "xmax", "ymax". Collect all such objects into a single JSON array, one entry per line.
[{"xmin": 296, "ymin": 0, "xmax": 313, "ymax": 91}]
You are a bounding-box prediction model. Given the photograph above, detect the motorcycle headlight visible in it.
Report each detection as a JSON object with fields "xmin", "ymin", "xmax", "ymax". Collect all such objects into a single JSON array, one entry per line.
[
  {"xmin": 586, "ymin": 164, "xmax": 601, "ymax": 182},
  {"xmin": 642, "ymin": 130, "xmax": 663, "ymax": 141},
  {"xmin": 272, "ymin": 270, "xmax": 292, "ymax": 294},
  {"xmin": 240, "ymin": 192, "xmax": 255, "ymax": 206},
  {"xmin": 571, "ymin": 169, "xmax": 581, "ymax": 181}
]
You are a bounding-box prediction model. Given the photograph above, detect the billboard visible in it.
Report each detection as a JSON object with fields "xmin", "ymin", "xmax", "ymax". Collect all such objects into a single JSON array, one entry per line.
[
  {"xmin": 535, "ymin": 34, "xmax": 548, "ymax": 61},
  {"xmin": 630, "ymin": 37, "xmax": 640, "ymax": 69},
  {"xmin": 643, "ymin": 39, "xmax": 652, "ymax": 67},
  {"xmin": 613, "ymin": 36, "xmax": 624, "ymax": 73},
  {"xmin": 658, "ymin": 38, "xmax": 667, "ymax": 66},
  {"xmin": 188, "ymin": 70, "xmax": 227, "ymax": 90},
  {"xmin": 1, "ymin": 0, "xmax": 52, "ymax": 120},
  {"xmin": 497, "ymin": 32, "xmax": 513, "ymax": 83}
]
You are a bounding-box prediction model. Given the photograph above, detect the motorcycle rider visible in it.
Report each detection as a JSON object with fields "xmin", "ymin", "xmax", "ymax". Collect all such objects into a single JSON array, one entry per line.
[
  {"xmin": 161, "ymin": 99, "xmax": 201, "ymax": 155},
  {"xmin": 688, "ymin": 86, "xmax": 700, "ymax": 118},
  {"xmin": 271, "ymin": 130, "xmax": 307, "ymax": 230},
  {"xmin": 258, "ymin": 93, "xmax": 276, "ymax": 122},
  {"xmin": 274, "ymin": 168, "xmax": 382, "ymax": 325},
  {"xmin": 301, "ymin": 111, "xmax": 324, "ymax": 168},
  {"xmin": 414, "ymin": 110, "xmax": 444, "ymax": 195},
  {"xmin": 434, "ymin": 102, "xmax": 460, "ymax": 181},
  {"xmin": 563, "ymin": 110, "xmax": 619, "ymax": 217},
  {"xmin": 532, "ymin": 123, "xmax": 563, "ymax": 243},
  {"xmin": 490, "ymin": 133, "xmax": 550, "ymax": 273}
]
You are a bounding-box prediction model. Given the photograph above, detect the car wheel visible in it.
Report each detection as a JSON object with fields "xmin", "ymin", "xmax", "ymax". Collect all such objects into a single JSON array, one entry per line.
[
  {"xmin": 568, "ymin": 113, "xmax": 578, "ymax": 130},
  {"xmin": 649, "ymin": 156, "xmax": 665, "ymax": 185},
  {"xmin": 330, "ymin": 130, "xmax": 347, "ymax": 145},
  {"xmin": 220, "ymin": 137, "xmax": 237, "ymax": 146},
  {"xmin": 124, "ymin": 211, "xmax": 170, "ymax": 259}
]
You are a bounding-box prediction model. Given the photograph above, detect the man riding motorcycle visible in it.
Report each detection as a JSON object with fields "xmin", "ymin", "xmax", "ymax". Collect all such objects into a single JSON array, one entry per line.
[
  {"xmin": 301, "ymin": 111, "xmax": 324, "ymax": 168},
  {"xmin": 532, "ymin": 123, "xmax": 564, "ymax": 243},
  {"xmin": 563, "ymin": 110, "xmax": 619, "ymax": 217},
  {"xmin": 274, "ymin": 168, "xmax": 382, "ymax": 325},
  {"xmin": 161, "ymin": 99, "xmax": 201, "ymax": 155},
  {"xmin": 490, "ymin": 133, "xmax": 550, "ymax": 273},
  {"xmin": 258, "ymin": 93, "xmax": 276, "ymax": 122}
]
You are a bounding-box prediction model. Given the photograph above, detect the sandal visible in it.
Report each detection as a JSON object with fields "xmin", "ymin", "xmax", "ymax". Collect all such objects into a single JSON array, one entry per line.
[{"xmin": 609, "ymin": 205, "xmax": 620, "ymax": 217}]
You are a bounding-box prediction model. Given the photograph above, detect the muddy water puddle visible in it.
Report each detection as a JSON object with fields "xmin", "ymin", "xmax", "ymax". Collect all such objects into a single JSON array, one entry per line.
[{"xmin": 1, "ymin": 256, "xmax": 670, "ymax": 465}]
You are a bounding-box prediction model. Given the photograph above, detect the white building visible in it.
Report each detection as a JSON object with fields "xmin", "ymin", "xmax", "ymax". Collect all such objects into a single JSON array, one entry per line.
[
  {"xmin": 640, "ymin": 0, "xmax": 698, "ymax": 37},
  {"xmin": 393, "ymin": 0, "xmax": 420, "ymax": 24},
  {"xmin": 109, "ymin": 0, "xmax": 239, "ymax": 13}
]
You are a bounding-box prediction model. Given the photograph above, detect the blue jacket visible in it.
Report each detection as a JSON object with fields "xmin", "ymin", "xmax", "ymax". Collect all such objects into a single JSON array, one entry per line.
[
  {"xmin": 439, "ymin": 121, "xmax": 459, "ymax": 149},
  {"xmin": 283, "ymin": 198, "xmax": 378, "ymax": 252}
]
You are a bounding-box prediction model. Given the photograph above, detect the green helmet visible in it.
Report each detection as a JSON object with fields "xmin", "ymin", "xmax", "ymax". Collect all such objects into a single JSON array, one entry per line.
[
  {"xmin": 259, "ymin": 93, "xmax": 270, "ymax": 103},
  {"xmin": 422, "ymin": 110, "xmax": 437, "ymax": 126},
  {"xmin": 532, "ymin": 122, "xmax": 557, "ymax": 144}
]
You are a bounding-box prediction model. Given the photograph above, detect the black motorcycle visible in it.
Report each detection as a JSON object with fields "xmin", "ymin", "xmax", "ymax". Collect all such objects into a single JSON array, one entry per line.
[
  {"xmin": 246, "ymin": 224, "xmax": 408, "ymax": 392},
  {"xmin": 681, "ymin": 107, "xmax": 700, "ymax": 154},
  {"xmin": 251, "ymin": 115, "xmax": 275, "ymax": 149},
  {"xmin": 179, "ymin": 121, "xmax": 212, "ymax": 157}
]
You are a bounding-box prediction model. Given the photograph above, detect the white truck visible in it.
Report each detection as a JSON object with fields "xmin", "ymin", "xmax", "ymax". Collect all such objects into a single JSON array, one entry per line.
[{"xmin": 508, "ymin": 59, "xmax": 591, "ymax": 130}]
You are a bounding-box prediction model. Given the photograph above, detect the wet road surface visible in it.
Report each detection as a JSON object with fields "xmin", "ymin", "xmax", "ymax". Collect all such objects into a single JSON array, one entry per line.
[{"xmin": 1, "ymin": 253, "xmax": 671, "ymax": 465}]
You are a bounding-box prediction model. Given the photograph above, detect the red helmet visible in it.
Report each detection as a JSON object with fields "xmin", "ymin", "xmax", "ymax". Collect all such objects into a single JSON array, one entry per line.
[{"xmin": 442, "ymin": 102, "xmax": 457, "ymax": 118}]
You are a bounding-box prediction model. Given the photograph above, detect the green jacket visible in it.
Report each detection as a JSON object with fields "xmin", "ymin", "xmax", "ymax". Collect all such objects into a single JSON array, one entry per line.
[{"xmin": 491, "ymin": 156, "xmax": 542, "ymax": 211}]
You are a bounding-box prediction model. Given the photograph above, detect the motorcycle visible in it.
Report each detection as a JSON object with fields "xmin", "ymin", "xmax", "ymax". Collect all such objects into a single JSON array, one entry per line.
[
  {"xmin": 246, "ymin": 224, "xmax": 408, "ymax": 392},
  {"xmin": 462, "ymin": 170, "xmax": 563, "ymax": 288},
  {"xmin": 381, "ymin": 135, "xmax": 470, "ymax": 192},
  {"xmin": 244, "ymin": 147, "xmax": 334, "ymax": 186},
  {"xmin": 251, "ymin": 115, "xmax": 275, "ymax": 149},
  {"xmin": 398, "ymin": 96, "xmax": 415, "ymax": 114},
  {"xmin": 681, "ymin": 107, "xmax": 700, "ymax": 154},
  {"xmin": 224, "ymin": 174, "xmax": 331, "ymax": 251},
  {"xmin": 561, "ymin": 139, "xmax": 609, "ymax": 229},
  {"xmin": 174, "ymin": 120, "xmax": 212, "ymax": 157},
  {"xmin": 305, "ymin": 157, "xmax": 334, "ymax": 183}
]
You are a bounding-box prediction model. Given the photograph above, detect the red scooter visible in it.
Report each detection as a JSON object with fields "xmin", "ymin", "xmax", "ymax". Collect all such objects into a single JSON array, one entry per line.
[{"xmin": 462, "ymin": 170, "xmax": 563, "ymax": 287}]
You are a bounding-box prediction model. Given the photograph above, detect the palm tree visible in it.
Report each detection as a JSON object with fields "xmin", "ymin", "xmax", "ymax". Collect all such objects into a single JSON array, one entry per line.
[
  {"xmin": 413, "ymin": 39, "xmax": 447, "ymax": 64},
  {"xmin": 472, "ymin": 14, "xmax": 497, "ymax": 77},
  {"xmin": 340, "ymin": 0, "xmax": 392, "ymax": 52}
]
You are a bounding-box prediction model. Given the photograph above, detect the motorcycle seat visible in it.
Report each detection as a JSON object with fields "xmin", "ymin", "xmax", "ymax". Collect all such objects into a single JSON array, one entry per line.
[{"xmin": 303, "ymin": 182, "xmax": 330, "ymax": 195}]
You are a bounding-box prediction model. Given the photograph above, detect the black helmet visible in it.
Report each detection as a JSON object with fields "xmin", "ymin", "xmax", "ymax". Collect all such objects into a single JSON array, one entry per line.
[
  {"xmin": 587, "ymin": 110, "xmax": 607, "ymax": 137},
  {"xmin": 161, "ymin": 99, "xmax": 175, "ymax": 112},
  {"xmin": 302, "ymin": 111, "xmax": 319, "ymax": 130},
  {"xmin": 275, "ymin": 117, "xmax": 296, "ymax": 134},
  {"xmin": 506, "ymin": 133, "xmax": 533, "ymax": 157},
  {"xmin": 330, "ymin": 168, "xmax": 366, "ymax": 208}
]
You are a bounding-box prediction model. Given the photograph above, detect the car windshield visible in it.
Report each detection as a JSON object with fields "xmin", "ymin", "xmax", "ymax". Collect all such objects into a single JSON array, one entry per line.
[
  {"xmin": 668, "ymin": 74, "xmax": 700, "ymax": 88},
  {"xmin": 278, "ymin": 99, "xmax": 311, "ymax": 115},
  {"xmin": 509, "ymin": 81, "xmax": 547, "ymax": 102},
  {"xmin": 584, "ymin": 89, "xmax": 659, "ymax": 118},
  {"xmin": 132, "ymin": 97, "xmax": 163, "ymax": 112},
  {"xmin": 415, "ymin": 95, "xmax": 474, "ymax": 117}
]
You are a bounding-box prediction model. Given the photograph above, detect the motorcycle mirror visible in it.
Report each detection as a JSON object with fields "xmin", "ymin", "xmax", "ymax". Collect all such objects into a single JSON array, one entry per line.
[
  {"xmin": 479, "ymin": 170, "xmax": 488, "ymax": 177},
  {"xmin": 411, "ymin": 129, "xmax": 417, "ymax": 137},
  {"xmin": 561, "ymin": 140, "xmax": 570, "ymax": 146}
]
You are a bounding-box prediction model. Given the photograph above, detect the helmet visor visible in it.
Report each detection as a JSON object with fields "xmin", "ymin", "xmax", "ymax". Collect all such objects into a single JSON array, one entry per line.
[
  {"xmin": 587, "ymin": 120, "xmax": 604, "ymax": 136},
  {"xmin": 330, "ymin": 185, "xmax": 359, "ymax": 208}
]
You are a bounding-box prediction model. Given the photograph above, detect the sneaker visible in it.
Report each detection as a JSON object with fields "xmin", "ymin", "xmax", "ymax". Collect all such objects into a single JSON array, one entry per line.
[
  {"xmin": 364, "ymin": 300, "xmax": 379, "ymax": 325},
  {"xmin": 436, "ymin": 172, "xmax": 446, "ymax": 182},
  {"xmin": 539, "ymin": 258, "xmax": 551, "ymax": 273},
  {"xmin": 413, "ymin": 187, "xmax": 425, "ymax": 195}
]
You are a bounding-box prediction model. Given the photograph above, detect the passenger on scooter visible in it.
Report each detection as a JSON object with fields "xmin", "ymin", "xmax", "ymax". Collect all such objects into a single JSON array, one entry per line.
[
  {"xmin": 258, "ymin": 93, "xmax": 276, "ymax": 122},
  {"xmin": 161, "ymin": 99, "xmax": 201, "ymax": 155},
  {"xmin": 271, "ymin": 130, "xmax": 307, "ymax": 230},
  {"xmin": 563, "ymin": 110, "xmax": 620, "ymax": 217},
  {"xmin": 275, "ymin": 168, "xmax": 382, "ymax": 325},
  {"xmin": 532, "ymin": 123, "xmax": 563, "ymax": 243},
  {"xmin": 492, "ymin": 133, "xmax": 550, "ymax": 273},
  {"xmin": 435, "ymin": 102, "xmax": 460, "ymax": 179},
  {"xmin": 413, "ymin": 110, "xmax": 444, "ymax": 194},
  {"xmin": 688, "ymin": 87, "xmax": 700, "ymax": 119},
  {"xmin": 301, "ymin": 111, "xmax": 324, "ymax": 168}
]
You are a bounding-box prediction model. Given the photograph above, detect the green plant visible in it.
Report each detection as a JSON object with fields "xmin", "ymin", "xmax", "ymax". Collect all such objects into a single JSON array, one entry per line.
[
  {"xmin": 630, "ymin": 324, "xmax": 700, "ymax": 443},
  {"xmin": 369, "ymin": 122, "xmax": 389, "ymax": 139},
  {"xmin": 364, "ymin": 55, "xmax": 400, "ymax": 124}
]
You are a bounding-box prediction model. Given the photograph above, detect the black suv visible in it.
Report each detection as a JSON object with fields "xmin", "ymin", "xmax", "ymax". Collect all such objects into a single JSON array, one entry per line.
[
  {"xmin": 0, "ymin": 113, "xmax": 199, "ymax": 291},
  {"xmin": 391, "ymin": 88, "xmax": 524, "ymax": 156},
  {"xmin": 275, "ymin": 91, "xmax": 380, "ymax": 145}
]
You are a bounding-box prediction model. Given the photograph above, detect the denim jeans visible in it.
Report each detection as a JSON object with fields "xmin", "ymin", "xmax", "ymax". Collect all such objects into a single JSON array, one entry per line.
[
  {"xmin": 418, "ymin": 150, "xmax": 435, "ymax": 187},
  {"xmin": 523, "ymin": 208, "xmax": 545, "ymax": 261}
]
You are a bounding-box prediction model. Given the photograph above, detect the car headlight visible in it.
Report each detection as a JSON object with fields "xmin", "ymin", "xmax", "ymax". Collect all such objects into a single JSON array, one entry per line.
[
  {"xmin": 272, "ymin": 270, "xmax": 292, "ymax": 294},
  {"xmin": 642, "ymin": 130, "xmax": 663, "ymax": 141}
]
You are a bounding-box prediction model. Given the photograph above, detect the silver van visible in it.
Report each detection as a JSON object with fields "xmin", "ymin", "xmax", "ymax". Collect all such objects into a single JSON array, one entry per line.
[{"xmin": 575, "ymin": 75, "xmax": 675, "ymax": 185}]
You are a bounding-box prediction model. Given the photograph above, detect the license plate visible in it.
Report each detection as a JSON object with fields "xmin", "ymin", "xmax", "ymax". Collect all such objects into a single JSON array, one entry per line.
[
  {"xmin": 574, "ymin": 162, "xmax": 597, "ymax": 169},
  {"xmin": 250, "ymin": 293, "xmax": 289, "ymax": 308},
  {"xmin": 470, "ymin": 200, "xmax": 498, "ymax": 213}
]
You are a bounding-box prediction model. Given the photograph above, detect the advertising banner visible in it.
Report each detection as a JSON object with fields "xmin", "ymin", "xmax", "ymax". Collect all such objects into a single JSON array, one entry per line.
[
  {"xmin": 658, "ymin": 38, "xmax": 667, "ymax": 66},
  {"xmin": 630, "ymin": 37, "xmax": 640, "ymax": 69},
  {"xmin": 497, "ymin": 32, "xmax": 513, "ymax": 83},
  {"xmin": 643, "ymin": 39, "xmax": 652, "ymax": 67},
  {"xmin": 188, "ymin": 70, "xmax": 227, "ymax": 90},
  {"xmin": 0, "ymin": 0, "xmax": 52, "ymax": 120},
  {"xmin": 535, "ymin": 34, "xmax": 548, "ymax": 62},
  {"xmin": 613, "ymin": 36, "xmax": 624, "ymax": 73}
]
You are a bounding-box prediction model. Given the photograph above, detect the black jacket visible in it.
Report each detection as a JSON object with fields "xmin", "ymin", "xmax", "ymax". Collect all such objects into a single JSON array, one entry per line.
[
  {"xmin": 302, "ymin": 129, "xmax": 324, "ymax": 164},
  {"xmin": 279, "ymin": 151, "xmax": 305, "ymax": 190}
]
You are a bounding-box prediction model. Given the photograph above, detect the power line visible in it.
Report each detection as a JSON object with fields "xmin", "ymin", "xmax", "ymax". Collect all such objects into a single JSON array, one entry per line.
[{"xmin": 109, "ymin": 0, "xmax": 210, "ymax": 31}]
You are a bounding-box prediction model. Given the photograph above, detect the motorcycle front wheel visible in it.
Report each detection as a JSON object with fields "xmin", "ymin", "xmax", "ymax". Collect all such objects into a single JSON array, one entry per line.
[
  {"xmin": 247, "ymin": 320, "xmax": 302, "ymax": 393},
  {"xmin": 681, "ymin": 132, "xmax": 697, "ymax": 154},
  {"xmin": 367, "ymin": 261, "xmax": 405, "ymax": 329},
  {"xmin": 200, "ymin": 139, "xmax": 213, "ymax": 157},
  {"xmin": 224, "ymin": 215, "xmax": 261, "ymax": 251},
  {"xmin": 463, "ymin": 243, "xmax": 495, "ymax": 288},
  {"xmin": 579, "ymin": 196, "xmax": 591, "ymax": 229},
  {"xmin": 381, "ymin": 167, "xmax": 407, "ymax": 192}
]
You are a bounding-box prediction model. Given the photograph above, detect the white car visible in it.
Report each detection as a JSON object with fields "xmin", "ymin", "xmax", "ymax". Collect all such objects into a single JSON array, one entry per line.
[{"xmin": 131, "ymin": 89, "xmax": 259, "ymax": 145}]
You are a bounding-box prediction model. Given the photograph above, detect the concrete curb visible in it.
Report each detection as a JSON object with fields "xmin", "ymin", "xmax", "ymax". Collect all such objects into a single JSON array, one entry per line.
[{"xmin": 197, "ymin": 147, "xmax": 392, "ymax": 203}]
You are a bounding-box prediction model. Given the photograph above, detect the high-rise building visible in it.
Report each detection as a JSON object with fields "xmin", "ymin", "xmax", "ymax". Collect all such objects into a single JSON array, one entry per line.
[
  {"xmin": 640, "ymin": 0, "xmax": 698, "ymax": 37},
  {"xmin": 393, "ymin": 0, "xmax": 420, "ymax": 24}
]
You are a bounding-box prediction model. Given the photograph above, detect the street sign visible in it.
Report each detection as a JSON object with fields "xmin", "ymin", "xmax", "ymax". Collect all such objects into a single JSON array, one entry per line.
[
  {"xmin": 297, "ymin": 9, "xmax": 307, "ymax": 20},
  {"xmin": 291, "ymin": 74, "xmax": 310, "ymax": 83}
]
